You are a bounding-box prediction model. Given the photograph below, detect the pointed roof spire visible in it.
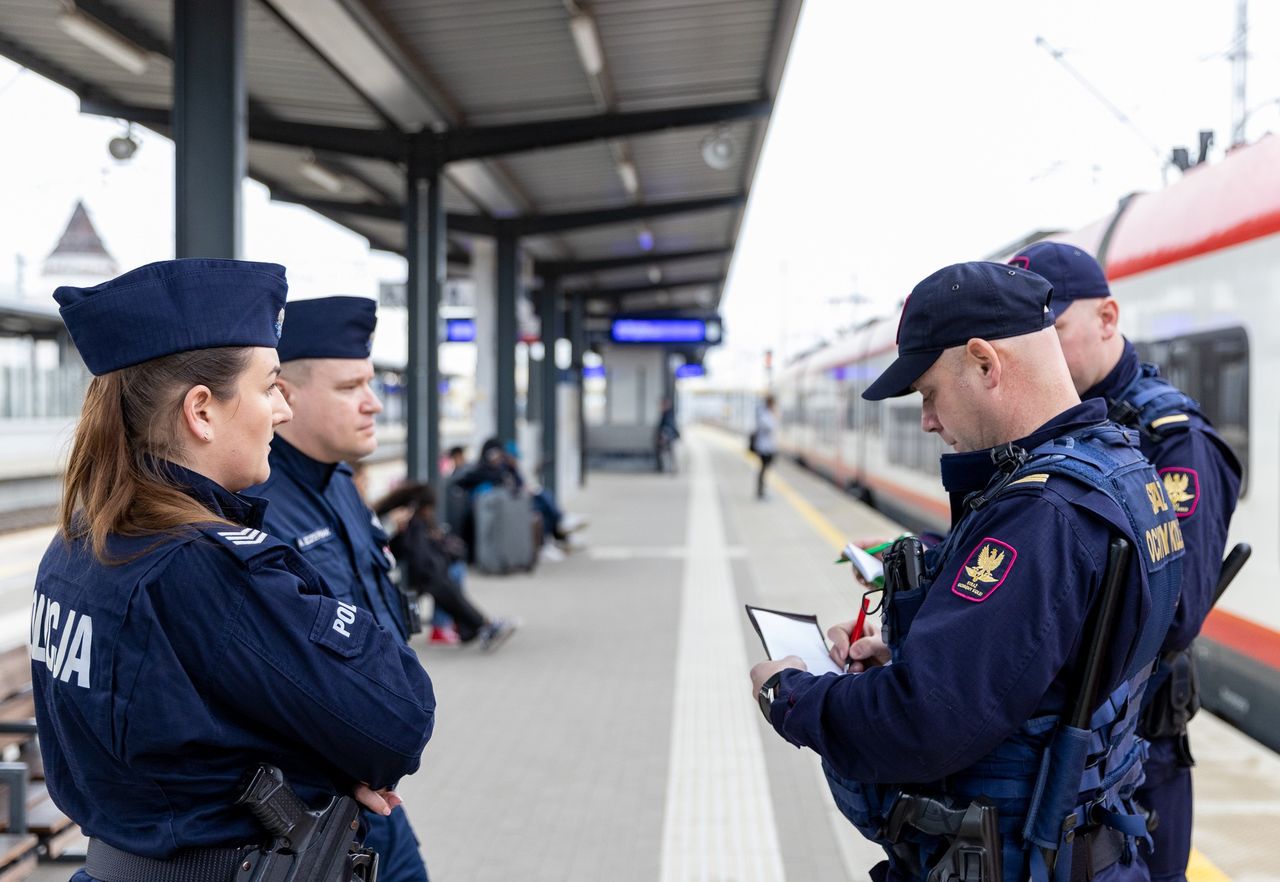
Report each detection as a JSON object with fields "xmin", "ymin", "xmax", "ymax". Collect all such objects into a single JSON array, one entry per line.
[{"xmin": 43, "ymin": 201, "xmax": 118, "ymax": 279}]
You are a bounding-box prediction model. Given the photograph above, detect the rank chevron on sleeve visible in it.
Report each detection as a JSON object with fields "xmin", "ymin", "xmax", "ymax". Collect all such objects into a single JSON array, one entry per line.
[{"xmin": 217, "ymin": 528, "xmax": 268, "ymax": 546}]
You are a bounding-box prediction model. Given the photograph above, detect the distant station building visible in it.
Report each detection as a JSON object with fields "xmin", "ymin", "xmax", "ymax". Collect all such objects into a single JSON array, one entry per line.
[{"xmin": 41, "ymin": 200, "xmax": 118, "ymax": 294}]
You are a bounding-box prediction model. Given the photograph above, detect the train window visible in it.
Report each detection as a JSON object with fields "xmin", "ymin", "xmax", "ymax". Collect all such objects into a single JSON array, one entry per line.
[
  {"xmin": 1135, "ymin": 326, "xmax": 1249, "ymax": 495},
  {"xmin": 886, "ymin": 404, "xmax": 944, "ymax": 476}
]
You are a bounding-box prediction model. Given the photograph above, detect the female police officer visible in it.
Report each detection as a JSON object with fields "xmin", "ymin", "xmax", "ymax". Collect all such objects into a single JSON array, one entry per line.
[{"xmin": 33, "ymin": 259, "xmax": 435, "ymax": 881}]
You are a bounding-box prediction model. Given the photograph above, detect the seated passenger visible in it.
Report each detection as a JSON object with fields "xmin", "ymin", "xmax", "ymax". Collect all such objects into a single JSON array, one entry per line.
[{"xmin": 375, "ymin": 481, "xmax": 518, "ymax": 651}]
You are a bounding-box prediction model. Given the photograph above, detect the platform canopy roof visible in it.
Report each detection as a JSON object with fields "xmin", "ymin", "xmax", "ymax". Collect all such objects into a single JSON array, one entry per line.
[{"xmin": 0, "ymin": 0, "xmax": 801, "ymax": 317}]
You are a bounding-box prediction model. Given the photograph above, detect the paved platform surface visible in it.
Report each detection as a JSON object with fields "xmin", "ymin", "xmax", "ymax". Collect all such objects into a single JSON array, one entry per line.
[{"xmin": 9, "ymin": 426, "xmax": 1279, "ymax": 881}]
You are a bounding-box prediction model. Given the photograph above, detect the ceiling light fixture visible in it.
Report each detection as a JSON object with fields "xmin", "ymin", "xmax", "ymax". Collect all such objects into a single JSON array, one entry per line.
[
  {"xmin": 616, "ymin": 158, "xmax": 639, "ymax": 197},
  {"xmin": 700, "ymin": 127, "xmax": 736, "ymax": 171},
  {"xmin": 569, "ymin": 14, "xmax": 604, "ymax": 76},
  {"xmin": 636, "ymin": 224, "xmax": 655, "ymax": 252},
  {"xmin": 108, "ymin": 123, "xmax": 139, "ymax": 161},
  {"xmin": 299, "ymin": 152, "xmax": 344, "ymax": 194},
  {"xmin": 647, "ymin": 265, "xmax": 662, "ymax": 284},
  {"xmin": 56, "ymin": 7, "xmax": 150, "ymax": 76}
]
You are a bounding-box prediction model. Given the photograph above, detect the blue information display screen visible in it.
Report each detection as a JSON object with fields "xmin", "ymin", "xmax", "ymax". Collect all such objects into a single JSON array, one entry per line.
[
  {"xmin": 446, "ymin": 318, "xmax": 476, "ymax": 342},
  {"xmin": 612, "ymin": 318, "xmax": 711, "ymax": 344},
  {"xmin": 675, "ymin": 364, "xmax": 705, "ymax": 378}
]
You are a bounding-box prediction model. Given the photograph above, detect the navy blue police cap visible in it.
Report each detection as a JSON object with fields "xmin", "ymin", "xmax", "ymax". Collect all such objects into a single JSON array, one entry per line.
[
  {"xmin": 54, "ymin": 259, "xmax": 287, "ymax": 376},
  {"xmin": 275, "ymin": 296, "xmax": 377, "ymax": 363},
  {"xmin": 862, "ymin": 261, "xmax": 1054, "ymax": 401},
  {"xmin": 1009, "ymin": 241, "xmax": 1110, "ymax": 310}
]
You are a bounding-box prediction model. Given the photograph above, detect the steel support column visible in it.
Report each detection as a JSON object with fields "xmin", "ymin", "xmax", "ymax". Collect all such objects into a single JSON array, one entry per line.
[
  {"xmin": 539, "ymin": 277, "xmax": 561, "ymax": 497},
  {"xmin": 405, "ymin": 161, "xmax": 445, "ymax": 484},
  {"xmin": 496, "ymin": 225, "xmax": 519, "ymax": 444},
  {"xmin": 569, "ymin": 294, "xmax": 587, "ymax": 488},
  {"xmin": 173, "ymin": 0, "xmax": 245, "ymax": 258}
]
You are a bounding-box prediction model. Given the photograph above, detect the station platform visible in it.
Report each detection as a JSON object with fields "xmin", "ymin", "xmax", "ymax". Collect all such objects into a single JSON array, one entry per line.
[{"xmin": 7, "ymin": 426, "xmax": 1279, "ymax": 882}]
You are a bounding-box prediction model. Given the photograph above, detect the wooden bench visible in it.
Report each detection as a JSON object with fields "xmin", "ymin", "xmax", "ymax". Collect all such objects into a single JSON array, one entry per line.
[{"xmin": 0, "ymin": 644, "xmax": 82, "ymax": 872}]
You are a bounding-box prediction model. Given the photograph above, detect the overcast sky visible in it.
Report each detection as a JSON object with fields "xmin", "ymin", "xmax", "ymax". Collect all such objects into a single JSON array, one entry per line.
[
  {"xmin": 1, "ymin": 1, "xmax": 1276, "ymax": 388},
  {"xmin": 713, "ymin": 0, "xmax": 1280, "ymax": 382}
]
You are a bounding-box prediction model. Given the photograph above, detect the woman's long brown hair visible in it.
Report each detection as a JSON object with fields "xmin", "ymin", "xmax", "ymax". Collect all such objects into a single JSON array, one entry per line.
[{"xmin": 60, "ymin": 347, "xmax": 254, "ymax": 563}]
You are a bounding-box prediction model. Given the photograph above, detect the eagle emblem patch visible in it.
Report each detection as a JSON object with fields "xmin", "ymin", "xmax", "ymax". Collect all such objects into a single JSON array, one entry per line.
[
  {"xmin": 952, "ymin": 538, "xmax": 1017, "ymax": 602},
  {"xmin": 1159, "ymin": 467, "xmax": 1199, "ymax": 518}
]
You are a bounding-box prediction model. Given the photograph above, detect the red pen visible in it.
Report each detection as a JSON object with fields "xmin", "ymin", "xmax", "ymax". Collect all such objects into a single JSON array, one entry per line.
[{"xmin": 846, "ymin": 593, "xmax": 871, "ymax": 672}]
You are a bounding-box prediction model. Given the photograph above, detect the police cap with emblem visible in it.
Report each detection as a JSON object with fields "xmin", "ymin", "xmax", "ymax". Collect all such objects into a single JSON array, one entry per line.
[
  {"xmin": 276, "ymin": 296, "xmax": 376, "ymax": 363},
  {"xmin": 55, "ymin": 259, "xmax": 288, "ymax": 376},
  {"xmin": 1009, "ymin": 241, "xmax": 1111, "ymax": 310},
  {"xmin": 863, "ymin": 261, "xmax": 1054, "ymax": 401}
]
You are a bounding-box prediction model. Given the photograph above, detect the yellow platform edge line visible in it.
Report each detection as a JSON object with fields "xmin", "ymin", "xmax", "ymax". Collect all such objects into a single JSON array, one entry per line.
[{"xmin": 709, "ymin": 427, "xmax": 1232, "ymax": 882}]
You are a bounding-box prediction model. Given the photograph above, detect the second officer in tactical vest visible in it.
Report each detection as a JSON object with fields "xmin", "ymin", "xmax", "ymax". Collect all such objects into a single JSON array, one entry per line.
[
  {"xmin": 1012, "ymin": 242, "xmax": 1242, "ymax": 882},
  {"xmin": 751, "ymin": 262, "xmax": 1184, "ymax": 882},
  {"xmin": 251, "ymin": 295, "xmax": 431, "ymax": 882}
]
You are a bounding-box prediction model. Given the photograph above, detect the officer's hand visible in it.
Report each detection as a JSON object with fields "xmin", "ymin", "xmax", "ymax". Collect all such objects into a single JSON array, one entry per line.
[
  {"xmin": 354, "ymin": 783, "xmax": 402, "ymax": 816},
  {"xmin": 828, "ymin": 617, "xmax": 889, "ymax": 673},
  {"xmin": 750, "ymin": 656, "xmax": 805, "ymax": 698}
]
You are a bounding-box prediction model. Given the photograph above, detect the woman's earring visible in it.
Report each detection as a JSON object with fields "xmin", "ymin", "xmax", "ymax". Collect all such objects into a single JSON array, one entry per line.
[{"xmin": 204, "ymin": 432, "xmax": 211, "ymax": 441}]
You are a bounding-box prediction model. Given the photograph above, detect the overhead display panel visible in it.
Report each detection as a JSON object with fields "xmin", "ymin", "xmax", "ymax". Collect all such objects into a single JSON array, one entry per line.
[{"xmin": 610, "ymin": 317, "xmax": 723, "ymax": 345}]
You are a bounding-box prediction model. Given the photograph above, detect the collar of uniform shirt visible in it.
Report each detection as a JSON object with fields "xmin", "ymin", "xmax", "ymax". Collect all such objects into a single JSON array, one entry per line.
[
  {"xmin": 156, "ymin": 458, "xmax": 268, "ymax": 528},
  {"xmin": 270, "ymin": 434, "xmax": 341, "ymax": 490},
  {"xmin": 939, "ymin": 398, "xmax": 1109, "ymax": 495},
  {"xmin": 1082, "ymin": 336, "xmax": 1140, "ymax": 403}
]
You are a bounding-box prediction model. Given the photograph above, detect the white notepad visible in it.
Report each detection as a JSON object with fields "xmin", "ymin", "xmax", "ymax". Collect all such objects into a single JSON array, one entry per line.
[
  {"xmin": 745, "ymin": 605, "xmax": 844, "ymax": 676},
  {"xmin": 840, "ymin": 541, "xmax": 885, "ymax": 586}
]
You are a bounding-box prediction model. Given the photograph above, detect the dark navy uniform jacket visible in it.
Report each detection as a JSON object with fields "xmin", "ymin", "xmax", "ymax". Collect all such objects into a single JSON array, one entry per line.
[
  {"xmin": 31, "ymin": 464, "xmax": 435, "ymax": 858},
  {"xmin": 1085, "ymin": 339, "xmax": 1241, "ymax": 651},
  {"xmin": 769, "ymin": 401, "xmax": 1155, "ymax": 784},
  {"xmin": 253, "ymin": 437, "xmax": 408, "ymax": 642}
]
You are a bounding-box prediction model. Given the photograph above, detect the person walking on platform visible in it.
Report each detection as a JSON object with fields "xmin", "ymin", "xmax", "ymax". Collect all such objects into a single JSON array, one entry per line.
[
  {"xmin": 750, "ymin": 262, "xmax": 1185, "ymax": 882},
  {"xmin": 250, "ymin": 295, "xmax": 433, "ymax": 882},
  {"xmin": 1013, "ymin": 242, "xmax": 1243, "ymax": 882},
  {"xmin": 751, "ymin": 393, "xmax": 778, "ymax": 499},
  {"xmin": 37, "ymin": 261, "xmax": 434, "ymax": 882},
  {"xmin": 654, "ymin": 397, "xmax": 680, "ymax": 473}
]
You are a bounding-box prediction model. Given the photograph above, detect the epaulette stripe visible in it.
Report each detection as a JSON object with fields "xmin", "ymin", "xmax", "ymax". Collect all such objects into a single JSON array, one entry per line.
[
  {"xmin": 1010, "ymin": 473, "xmax": 1050, "ymax": 485},
  {"xmin": 1150, "ymin": 414, "xmax": 1190, "ymax": 429}
]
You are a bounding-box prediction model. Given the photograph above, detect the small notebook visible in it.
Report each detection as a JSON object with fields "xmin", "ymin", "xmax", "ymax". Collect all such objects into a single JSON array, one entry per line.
[
  {"xmin": 840, "ymin": 541, "xmax": 885, "ymax": 586},
  {"xmin": 745, "ymin": 605, "xmax": 844, "ymax": 676}
]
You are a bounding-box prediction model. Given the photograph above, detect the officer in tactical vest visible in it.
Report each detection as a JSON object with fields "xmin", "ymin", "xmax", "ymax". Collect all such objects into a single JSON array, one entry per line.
[
  {"xmin": 751, "ymin": 262, "xmax": 1184, "ymax": 882},
  {"xmin": 250, "ymin": 296, "xmax": 436, "ymax": 882},
  {"xmin": 38, "ymin": 260, "xmax": 435, "ymax": 882},
  {"xmin": 1011, "ymin": 242, "xmax": 1242, "ymax": 882}
]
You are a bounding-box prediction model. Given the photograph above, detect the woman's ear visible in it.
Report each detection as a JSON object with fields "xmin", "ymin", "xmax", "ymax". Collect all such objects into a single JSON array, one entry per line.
[{"xmin": 181, "ymin": 385, "xmax": 216, "ymax": 443}]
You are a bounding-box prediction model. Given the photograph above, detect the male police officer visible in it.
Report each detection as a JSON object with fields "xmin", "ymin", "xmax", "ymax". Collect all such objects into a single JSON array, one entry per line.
[
  {"xmin": 252, "ymin": 296, "xmax": 429, "ymax": 882},
  {"xmin": 1012, "ymin": 242, "xmax": 1242, "ymax": 882},
  {"xmin": 751, "ymin": 262, "xmax": 1184, "ymax": 882}
]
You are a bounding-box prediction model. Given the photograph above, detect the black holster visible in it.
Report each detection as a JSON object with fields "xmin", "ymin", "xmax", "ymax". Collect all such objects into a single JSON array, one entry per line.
[
  {"xmin": 236, "ymin": 766, "xmax": 379, "ymax": 882},
  {"xmin": 886, "ymin": 793, "xmax": 1003, "ymax": 882},
  {"xmin": 1138, "ymin": 648, "xmax": 1199, "ymax": 766}
]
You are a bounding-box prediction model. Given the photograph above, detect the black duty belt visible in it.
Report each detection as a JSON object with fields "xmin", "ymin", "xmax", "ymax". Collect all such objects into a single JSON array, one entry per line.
[
  {"xmin": 1069, "ymin": 826, "xmax": 1126, "ymax": 882},
  {"xmin": 86, "ymin": 837, "xmax": 255, "ymax": 882}
]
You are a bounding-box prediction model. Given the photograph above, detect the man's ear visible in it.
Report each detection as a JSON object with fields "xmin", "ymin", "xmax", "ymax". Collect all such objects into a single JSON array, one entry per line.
[
  {"xmin": 1098, "ymin": 298, "xmax": 1121, "ymax": 340},
  {"xmin": 966, "ymin": 338, "xmax": 1002, "ymax": 389},
  {"xmin": 274, "ymin": 375, "xmax": 300, "ymax": 406}
]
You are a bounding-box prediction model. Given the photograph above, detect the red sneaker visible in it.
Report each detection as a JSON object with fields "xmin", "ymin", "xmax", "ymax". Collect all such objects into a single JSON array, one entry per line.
[{"xmin": 428, "ymin": 626, "xmax": 461, "ymax": 646}]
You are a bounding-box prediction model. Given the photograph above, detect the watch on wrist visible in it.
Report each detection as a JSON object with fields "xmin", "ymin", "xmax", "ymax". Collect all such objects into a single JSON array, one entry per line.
[{"xmin": 757, "ymin": 671, "xmax": 784, "ymax": 721}]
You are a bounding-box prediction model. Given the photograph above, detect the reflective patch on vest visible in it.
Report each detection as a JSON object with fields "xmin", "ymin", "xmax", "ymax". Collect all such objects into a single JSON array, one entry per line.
[
  {"xmin": 1009, "ymin": 473, "xmax": 1049, "ymax": 486},
  {"xmin": 216, "ymin": 528, "xmax": 266, "ymax": 546},
  {"xmin": 296, "ymin": 526, "xmax": 335, "ymax": 550},
  {"xmin": 951, "ymin": 538, "xmax": 1017, "ymax": 602},
  {"xmin": 1159, "ymin": 467, "xmax": 1199, "ymax": 518},
  {"xmin": 1150, "ymin": 413, "xmax": 1190, "ymax": 430}
]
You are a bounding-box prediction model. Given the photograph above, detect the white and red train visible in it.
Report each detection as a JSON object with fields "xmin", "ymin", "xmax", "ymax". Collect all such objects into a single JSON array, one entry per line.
[{"xmin": 709, "ymin": 134, "xmax": 1280, "ymax": 751}]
